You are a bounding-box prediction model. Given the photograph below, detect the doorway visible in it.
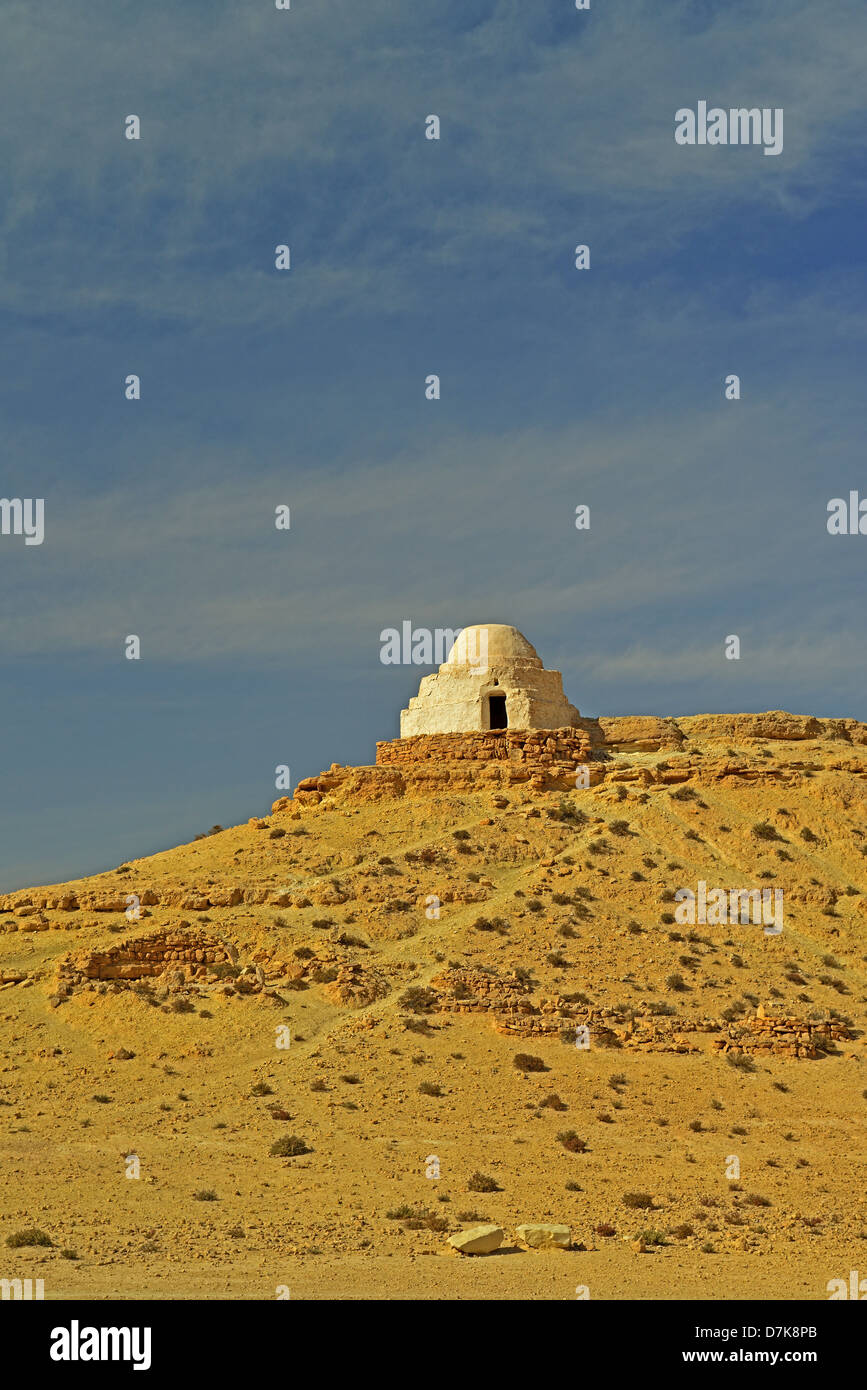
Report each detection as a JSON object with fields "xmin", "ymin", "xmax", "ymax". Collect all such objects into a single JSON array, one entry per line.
[{"xmin": 488, "ymin": 694, "xmax": 508, "ymax": 729}]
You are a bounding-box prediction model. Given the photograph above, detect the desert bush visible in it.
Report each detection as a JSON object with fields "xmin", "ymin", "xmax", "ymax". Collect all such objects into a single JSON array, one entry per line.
[
  {"xmin": 386, "ymin": 1204, "xmax": 415, "ymax": 1219},
  {"xmin": 398, "ymin": 986, "xmax": 437, "ymax": 1013},
  {"xmin": 636, "ymin": 1229, "xmax": 667, "ymax": 1246},
  {"xmin": 6, "ymin": 1228, "xmax": 52, "ymax": 1248},
  {"xmin": 547, "ymin": 801, "xmax": 588, "ymax": 825},
  {"xmin": 270, "ymin": 1135, "xmax": 311, "ymax": 1157},
  {"xmin": 513, "ymin": 1053, "xmax": 548, "ymax": 1073},
  {"xmin": 726, "ymin": 1053, "xmax": 756, "ymax": 1072},
  {"xmin": 540, "ymin": 1093, "xmax": 567, "ymax": 1110},
  {"xmin": 557, "ymin": 1130, "xmax": 587, "ymax": 1153},
  {"xmin": 752, "ymin": 821, "xmax": 782, "ymax": 842},
  {"xmin": 467, "ymin": 1171, "xmax": 501, "ymax": 1193},
  {"xmin": 391, "ymin": 1207, "xmax": 449, "ymax": 1232}
]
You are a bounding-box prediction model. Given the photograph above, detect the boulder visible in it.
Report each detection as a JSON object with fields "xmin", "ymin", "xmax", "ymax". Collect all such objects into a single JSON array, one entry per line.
[
  {"xmin": 516, "ymin": 1223, "xmax": 571, "ymax": 1250},
  {"xmin": 447, "ymin": 1224, "xmax": 504, "ymax": 1255}
]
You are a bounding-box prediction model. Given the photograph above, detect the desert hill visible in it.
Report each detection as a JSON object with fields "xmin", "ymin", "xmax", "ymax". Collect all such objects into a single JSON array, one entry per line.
[{"xmin": 1, "ymin": 710, "xmax": 865, "ymax": 1300}]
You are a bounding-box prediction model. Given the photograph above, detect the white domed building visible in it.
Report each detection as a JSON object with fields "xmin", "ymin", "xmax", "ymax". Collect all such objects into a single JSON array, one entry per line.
[{"xmin": 399, "ymin": 624, "xmax": 580, "ymax": 736}]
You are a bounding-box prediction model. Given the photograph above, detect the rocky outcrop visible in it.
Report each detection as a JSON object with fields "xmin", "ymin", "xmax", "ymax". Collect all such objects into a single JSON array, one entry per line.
[
  {"xmin": 679, "ymin": 712, "xmax": 824, "ymax": 742},
  {"xmin": 57, "ymin": 928, "xmax": 238, "ymax": 986},
  {"xmin": 266, "ymin": 711, "xmax": 867, "ymax": 812},
  {"xmin": 592, "ymin": 716, "xmax": 686, "ymax": 752}
]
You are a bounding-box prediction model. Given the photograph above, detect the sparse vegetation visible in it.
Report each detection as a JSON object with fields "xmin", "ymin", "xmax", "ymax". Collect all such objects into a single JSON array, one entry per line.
[
  {"xmin": 398, "ymin": 986, "xmax": 437, "ymax": 1013},
  {"xmin": 540, "ymin": 1093, "xmax": 567, "ymax": 1110},
  {"xmin": 467, "ymin": 1171, "xmax": 501, "ymax": 1193},
  {"xmin": 557, "ymin": 1130, "xmax": 587, "ymax": 1153},
  {"xmin": 270, "ymin": 1135, "xmax": 312, "ymax": 1157},
  {"xmin": 726, "ymin": 1053, "xmax": 757, "ymax": 1072},
  {"xmin": 6, "ymin": 1227, "xmax": 53, "ymax": 1248},
  {"xmin": 752, "ymin": 821, "xmax": 783, "ymax": 842},
  {"xmin": 513, "ymin": 1052, "xmax": 548, "ymax": 1073}
]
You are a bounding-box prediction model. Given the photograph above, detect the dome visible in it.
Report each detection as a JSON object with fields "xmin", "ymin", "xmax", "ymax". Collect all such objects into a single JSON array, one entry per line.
[
  {"xmin": 400, "ymin": 622, "xmax": 580, "ymax": 736},
  {"xmin": 446, "ymin": 623, "xmax": 539, "ymax": 668}
]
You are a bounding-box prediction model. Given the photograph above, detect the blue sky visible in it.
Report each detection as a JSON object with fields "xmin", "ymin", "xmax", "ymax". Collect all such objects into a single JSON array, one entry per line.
[{"xmin": 1, "ymin": 0, "xmax": 865, "ymax": 889}]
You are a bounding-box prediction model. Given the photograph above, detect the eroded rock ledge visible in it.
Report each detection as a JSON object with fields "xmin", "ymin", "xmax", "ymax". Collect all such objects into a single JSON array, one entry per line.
[{"xmin": 282, "ymin": 711, "xmax": 867, "ymax": 807}]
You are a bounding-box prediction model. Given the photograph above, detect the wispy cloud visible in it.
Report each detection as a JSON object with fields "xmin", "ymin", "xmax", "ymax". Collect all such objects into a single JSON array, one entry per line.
[
  {"xmin": 1, "ymin": 0, "xmax": 866, "ymax": 326},
  {"xmin": 2, "ymin": 385, "xmax": 861, "ymax": 683}
]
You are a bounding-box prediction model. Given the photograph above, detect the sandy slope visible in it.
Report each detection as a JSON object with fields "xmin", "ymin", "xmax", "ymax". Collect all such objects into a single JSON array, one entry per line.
[{"xmin": 1, "ymin": 713, "xmax": 865, "ymax": 1300}]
